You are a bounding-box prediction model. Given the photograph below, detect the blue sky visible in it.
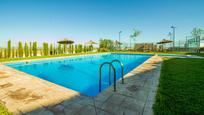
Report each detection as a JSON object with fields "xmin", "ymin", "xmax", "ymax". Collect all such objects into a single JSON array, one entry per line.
[{"xmin": 0, "ymin": 0, "xmax": 204, "ymax": 47}]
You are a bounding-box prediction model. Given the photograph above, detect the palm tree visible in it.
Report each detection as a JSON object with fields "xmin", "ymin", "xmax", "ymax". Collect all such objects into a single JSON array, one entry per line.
[
  {"xmin": 191, "ymin": 28, "xmax": 204, "ymax": 37},
  {"xmin": 130, "ymin": 29, "xmax": 141, "ymax": 50},
  {"xmin": 191, "ymin": 27, "xmax": 204, "ymax": 53}
]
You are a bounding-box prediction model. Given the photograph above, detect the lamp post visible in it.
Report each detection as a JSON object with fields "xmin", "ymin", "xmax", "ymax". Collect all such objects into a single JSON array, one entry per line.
[
  {"xmin": 185, "ymin": 36, "xmax": 188, "ymax": 52},
  {"xmin": 171, "ymin": 26, "xmax": 176, "ymax": 51},
  {"xmin": 168, "ymin": 32, "xmax": 173, "ymax": 51},
  {"xmin": 119, "ymin": 31, "xmax": 122, "ymax": 50}
]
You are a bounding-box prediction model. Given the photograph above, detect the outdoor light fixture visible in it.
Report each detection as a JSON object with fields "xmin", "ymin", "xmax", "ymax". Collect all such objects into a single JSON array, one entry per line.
[
  {"xmin": 119, "ymin": 31, "xmax": 122, "ymax": 50},
  {"xmin": 171, "ymin": 26, "xmax": 176, "ymax": 51}
]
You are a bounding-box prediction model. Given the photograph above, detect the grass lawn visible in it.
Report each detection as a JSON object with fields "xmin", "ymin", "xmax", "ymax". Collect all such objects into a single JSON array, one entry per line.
[
  {"xmin": 153, "ymin": 58, "xmax": 204, "ymax": 115},
  {"xmin": 0, "ymin": 104, "xmax": 11, "ymax": 115},
  {"xmin": 187, "ymin": 53, "xmax": 204, "ymax": 57},
  {"xmin": 0, "ymin": 52, "xmax": 103, "ymax": 62},
  {"xmin": 112, "ymin": 51, "xmax": 188, "ymax": 55}
]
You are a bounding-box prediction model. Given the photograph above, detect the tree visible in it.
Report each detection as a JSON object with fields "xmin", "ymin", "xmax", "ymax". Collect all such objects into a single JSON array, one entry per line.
[
  {"xmin": 83, "ymin": 46, "xmax": 87, "ymax": 53},
  {"xmin": 7, "ymin": 40, "xmax": 11, "ymax": 58},
  {"xmin": 53, "ymin": 45, "xmax": 56, "ymax": 55},
  {"xmin": 63, "ymin": 44, "xmax": 66, "ymax": 54},
  {"xmin": 0, "ymin": 50, "xmax": 2, "ymax": 58},
  {"xmin": 68, "ymin": 44, "xmax": 73, "ymax": 54},
  {"xmin": 58, "ymin": 44, "xmax": 62, "ymax": 54},
  {"xmin": 12, "ymin": 47, "xmax": 15, "ymax": 58},
  {"xmin": 50, "ymin": 44, "xmax": 53, "ymax": 55},
  {"xmin": 191, "ymin": 28, "xmax": 204, "ymax": 37},
  {"xmin": 75, "ymin": 45, "xmax": 78, "ymax": 53},
  {"xmin": 89, "ymin": 45, "xmax": 93, "ymax": 51},
  {"xmin": 40, "ymin": 49, "xmax": 43, "ymax": 56},
  {"xmin": 78, "ymin": 44, "xmax": 82, "ymax": 53},
  {"xmin": 191, "ymin": 28, "xmax": 204, "ymax": 53},
  {"xmin": 4, "ymin": 49, "xmax": 7, "ymax": 58},
  {"xmin": 18, "ymin": 41, "xmax": 23, "ymax": 57},
  {"xmin": 24, "ymin": 42, "xmax": 29, "ymax": 57},
  {"xmin": 71, "ymin": 45, "xmax": 74, "ymax": 54},
  {"xmin": 15, "ymin": 49, "xmax": 18, "ymax": 58},
  {"xmin": 29, "ymin": 42, "xmax": 32, "ymax": 57},
  {"xmin": 99, "ymin": 39, "xmax": 114, "ymax": 52},
  {"xmin": 130, "ymin": 29, "xmax": 141, "ymax": 49},
  {"xmin": 43, "ymin": 42, "xmax": 49, "ymax": 56},
  {"xmin": 33, "ymin": 42, "xmax": 37, "ymax": 56}
]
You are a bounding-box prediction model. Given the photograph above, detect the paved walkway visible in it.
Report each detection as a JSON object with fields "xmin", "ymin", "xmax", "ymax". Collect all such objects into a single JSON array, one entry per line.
[{"xmin": 0, "ymin": 55, "xmax": 162, "ymax": 115}]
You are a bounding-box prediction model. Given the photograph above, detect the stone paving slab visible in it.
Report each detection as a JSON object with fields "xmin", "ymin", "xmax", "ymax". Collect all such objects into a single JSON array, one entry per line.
[{"xmin": 0, "ymin": 55, "xmax": 162, "ymax": 115}]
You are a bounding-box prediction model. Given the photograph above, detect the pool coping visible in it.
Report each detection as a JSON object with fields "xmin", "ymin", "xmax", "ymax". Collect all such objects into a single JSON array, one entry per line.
[
  {"xmin": 0, "ymin": 54, "xmax": 162, "ymax": 115},
  {"xmin": 1, "ymin": 52, "xmax": 154, "ymax": 64},
  {"xmin": 2, "ymin": 53, "xmax": 154, "ymax": 97},
  {"xmin": 0, "ymin": 53, "xmax": 110, "ymax": 64}
]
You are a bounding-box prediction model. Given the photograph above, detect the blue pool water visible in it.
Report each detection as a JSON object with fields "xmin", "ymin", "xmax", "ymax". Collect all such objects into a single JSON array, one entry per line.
[{"xmin": 6, "ymin": 53, "xmax": 152, "ymax": 96}]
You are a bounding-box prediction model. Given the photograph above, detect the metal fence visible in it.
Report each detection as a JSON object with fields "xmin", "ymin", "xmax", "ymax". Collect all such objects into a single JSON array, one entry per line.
[{"xmin": 120, "ymin": 35, "xmax": 204, "ymax": 52}]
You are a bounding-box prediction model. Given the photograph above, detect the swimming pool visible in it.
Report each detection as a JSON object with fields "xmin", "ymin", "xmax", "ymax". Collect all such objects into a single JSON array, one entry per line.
[{"xmin": 6, "ymin": 53, "xmax": 152, "ymax": 96}]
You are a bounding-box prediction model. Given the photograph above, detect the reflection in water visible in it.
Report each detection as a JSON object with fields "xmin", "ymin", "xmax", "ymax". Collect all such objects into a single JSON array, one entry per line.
[
  {"xmin": 38, "ymin": 73, "xmax": 48, "ymax": 80},
  {"xmin": 58, "ymin": 64, "xmax": 75, "ymax": 70},
  {"xmin": 6, "ymin": 54, "xmax": 152, "ymax": 96}
]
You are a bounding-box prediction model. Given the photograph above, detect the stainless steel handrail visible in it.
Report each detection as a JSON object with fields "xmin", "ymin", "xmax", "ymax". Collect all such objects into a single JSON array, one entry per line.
[
  {"xmin": 110, "ymin": 59, "xmax": 124, "ymax": 84},
  {"xmin": 99, "ymin": 62, "xmax": 116, "ymax": 92}
]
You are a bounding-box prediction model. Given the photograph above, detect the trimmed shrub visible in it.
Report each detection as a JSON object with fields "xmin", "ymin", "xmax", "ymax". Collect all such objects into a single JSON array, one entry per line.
[
  {"xmin": 24, "ymin": 42, "xmax": 29, "ymax": 57},
  {"xmin": 50, "ymin": 44, "xmax": 53, "ymax": 55},
  {"xmin": 7, "ymin": 40, "xmax": 11, "ymax": 58},
  {"xmin": 18, "ymin": 41, "xmax": 23, "ymax": 57},
  {"xmin": 12, "ymin": 47, "xmax": 15, "ymax": 58},
  {"xmin": 43, "ymin": 42, "xmax": 49, "ymax": 56},
  {"xmin": 33, "ymin": 42, "xmax": 37, "ymax": 56},
  {"xmin": 29, "ymin": 42, "xmax": 32, "ymax": 57},
  {"xmin": 78, "ymin": 44, "xmax": 82, "ymax": 53}
]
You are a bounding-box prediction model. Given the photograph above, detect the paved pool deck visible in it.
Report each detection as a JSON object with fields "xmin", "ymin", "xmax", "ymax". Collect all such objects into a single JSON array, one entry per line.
[{"xmin": 0, "ymin": 55, "xmax": 162, "ymax": 115}]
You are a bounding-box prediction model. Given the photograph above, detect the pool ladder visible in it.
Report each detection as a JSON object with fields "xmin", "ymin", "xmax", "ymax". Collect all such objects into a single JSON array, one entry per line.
[{"xmin": 99, "ymin": 59, "xmax": 124, "ymax": 92}]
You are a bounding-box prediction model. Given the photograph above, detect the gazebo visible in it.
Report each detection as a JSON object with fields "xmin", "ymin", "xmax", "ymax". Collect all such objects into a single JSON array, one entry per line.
[
  {"xmin": 85, "ymin": 40, "xmax": 97, "ymax": 52},
  {"xmin": 85, "ymin": 40, "xmax": 97, "ymax": 45},
  {"xmin": 57, "ymin": 38, "xmax": 74, "ymax": 53},
  {"xmin": 157, "ymin": 39, "xmax": 173, "ymax": 44},
  {"xmin": 157, "ymin": 39, "xmax": 173, "ymax": 52}
]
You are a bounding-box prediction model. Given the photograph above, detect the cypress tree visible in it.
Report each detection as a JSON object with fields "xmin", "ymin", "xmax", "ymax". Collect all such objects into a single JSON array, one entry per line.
[
  {"xmin": 75, "ymin": 45, "xmax": 78, "ymax": 53},
  {"xmin": 50, "ymin": 44, "xmax": 53, "ymax": 55},
  {"xmin": 12, "ymin": 47, "xmax": 15, "ymax": 58},
  {"xmin": 43, "ymin": 42, "xmax": 45, "ymax": 55},
  {"xmin": 46, "ymin": 42, "xmax": 48, "ymax": 55},
  {"xmin": 0, "ymin": 50, "xmax": 2, "ymax": 58},
  {"xmin": 72, "ymin": 45, "xmax": 74, "ymax": 54},
  {"xmin": 83, "ymin": 46, "xmax": 87, "ymax": 53},
  {"xmin": 7, "ymin": 40, "xmax": 11, "ymax": 58},
  {"xmin": 53, "ymin": 44, "xmax": 55, "ymax": 55},
  {"xmin": 58, "ymin": 44, "xmax": 62, "ymax": 54},
  {"xmin": 18, "ymin": 41, "xmax": 23, "ymax": 57},
  {"xmin": 68, "ymin": 45, "xmax": 71, "ymax": 54},
  {"xmin": 24, "ymin": 42, "xmax": 29, "ymax": 57},
  {"xmin": 15, "ymin": 49, "xmax": 18, "ymax": 58},
  {"xmin": 40, "ymin": 49, "xmax": 43, "ymax": 56},
  {"xmin": 29, "ymin": 42, "xmax": 32, "ymax": 57},
  {"xmin": 43, "ymin": 42, "xmax": 49, "ymax": 56},
  {"xmin": 54, "ymin": 45, "xmax": 57, "ymax": 55},
  {"xmin": 78, "ymin": 44, "xmax": 82, "ymax": 53},
  {"xmin": 4, "ymin": 49, "xmax": 7, "ymax": 58},
  {"xmin": 33, "ymin": 42, "xmax": 37, "ymax": 56},
  {"xmin": 63, "ymin": 44, "xmax": 66, "ymax": 54},
  {"xmin": 81, "ymin": 45, "xmax": 83, "ymax": 53}
]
